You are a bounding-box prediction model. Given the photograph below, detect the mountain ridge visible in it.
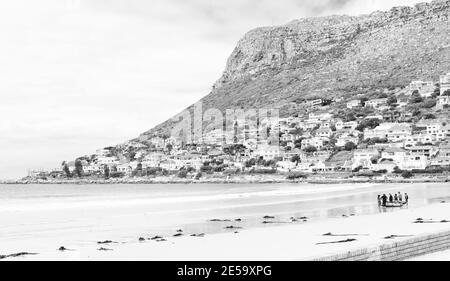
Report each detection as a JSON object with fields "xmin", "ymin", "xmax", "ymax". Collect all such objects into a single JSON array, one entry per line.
[{"xmin": 139, "ymin": 0, "xmax": 449, "ymax": 139}]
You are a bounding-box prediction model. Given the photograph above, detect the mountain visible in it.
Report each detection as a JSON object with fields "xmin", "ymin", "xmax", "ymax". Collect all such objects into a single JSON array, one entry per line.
[{"xmin": 141, "ymin": 0, "xmax": 450, "ymax": 139}]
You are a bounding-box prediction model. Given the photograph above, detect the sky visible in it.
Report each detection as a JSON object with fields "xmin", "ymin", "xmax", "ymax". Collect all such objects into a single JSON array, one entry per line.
[{"xmin": 0, "ymin": 0, "xmax": 431, "ymax": 179}]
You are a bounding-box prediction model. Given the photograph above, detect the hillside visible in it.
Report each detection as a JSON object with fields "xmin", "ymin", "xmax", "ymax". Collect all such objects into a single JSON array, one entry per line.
[{"xmin": 139, "ymin": 0, "xmax": 449, "ymax": 140}]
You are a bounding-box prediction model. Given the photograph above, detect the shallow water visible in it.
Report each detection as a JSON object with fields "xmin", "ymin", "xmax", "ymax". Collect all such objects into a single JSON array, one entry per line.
[{"xmin": 0, "ymin": 182, "xmax": 449, "ymax": 243}]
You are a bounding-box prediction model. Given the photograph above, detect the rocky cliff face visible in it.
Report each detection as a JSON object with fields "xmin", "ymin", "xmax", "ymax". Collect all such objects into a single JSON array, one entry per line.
[{"xmin": 145, "ymin": 0, "xmax": 450, "ymax": 137}]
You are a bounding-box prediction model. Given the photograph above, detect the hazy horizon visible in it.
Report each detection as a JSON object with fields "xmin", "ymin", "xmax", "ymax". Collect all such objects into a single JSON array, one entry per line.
[{"xmin": 0, "ymin": 0, "xmax": 432, "ymax": 180}]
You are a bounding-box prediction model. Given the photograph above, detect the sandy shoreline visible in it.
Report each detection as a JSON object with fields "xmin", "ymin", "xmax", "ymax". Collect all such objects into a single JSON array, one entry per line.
[
  {"xmin": 1, "ymin": 198, "xmax": 450, "ymax": 261},
  {"xmin": 2, "ymin": 174, "xmax": 449, "ymax": 185}
]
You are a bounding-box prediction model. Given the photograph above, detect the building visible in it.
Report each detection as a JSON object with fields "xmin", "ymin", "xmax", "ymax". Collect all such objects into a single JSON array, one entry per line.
[
  {"xmin": 381, "ymin": 147, "xmax": 408, "ymax": 164},
  {"xmin": 253, "ymin": 145, "xmax": 281, "ymax": 160},
  {"xmin": 336, "ymin": 121, "xmax": 358, "ymax": 131},
  {"xmin": 405, "ymin": 134, "xmax": 435, "ymax": 147},
  {"xmin": 398, "ymin": 155, "xmax": 429, "ymax": 171},
  {"xmin": 301, "ymin": 137, "xmax": 325, "ymax": 150},
  {"xmin": 436, "ymin": 96, "xmax": 450, "ymax": 110},
  {"xmin": 365, "ymin": 98, "xmax": 387, "ymax": 109},
  {"xmin": 363, "ymin": 123, "xmax": 395, "ymax": 140},
  {"xmin": 406, "ymin": 146, "xmax": 438, "ymax": 159},
  {"xmin": 409, "ymin": 81, "xmax": 435, "ymax": 97},
  {"xmin": 336, "ymin": 136, "xmax": 359, "ymax": 147},
  {"xmin": 387, "ymin": 124, "xmax": 412, "ymax": 142},
  {"xmin": 347, "ymin": 100, "xmax": 361, "ymax": 109},
  {"xmin": 431, "ymin": 144, "xmax": 450, "ymax": 167},
  {"xmin": 373, "ymin": 159, "xmax": 397, "ymax": 173},
  {"xmin": 316, "ymin": 127, "xmax": 333, "ymax": 138},
  {"xmin": 97, "ymin": 156, "xmax": 119, "ymax": 166},
  {"xmin": 440, "ymin": 73, "xmax": 450, "ymax": 95},
  {"xmin": 353, "ymin": 149, "xmax": 379, "ymax": 169},
  {"xmin": 308, "ymin": 112, "xmax": 333, "ymax": 123}
]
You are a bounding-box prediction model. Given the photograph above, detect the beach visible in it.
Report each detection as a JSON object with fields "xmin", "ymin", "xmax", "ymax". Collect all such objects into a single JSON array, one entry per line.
[{"xmin": 1, "ymin": 182, "xmax": 450, "ymax": 261}]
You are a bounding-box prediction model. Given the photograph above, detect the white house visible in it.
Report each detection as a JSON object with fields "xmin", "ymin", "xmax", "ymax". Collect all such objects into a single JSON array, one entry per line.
[
  {"xmin": 381, "ymin": 147, "xmax": 407, "ymax": 164},
  {"xmin": 336, "ymin": 136, "xmax": 359, "ymax": 147},
  {"xmin": 387, "ymin": 123, "xmax": 412, "ymax": 142},
  {"xmin": 97, "ymin": 156, "xmax": 119, "ymax": 166},
  {"xmin": 353, "ymin": 149, "xmax": 379, "ymax": 169},
  {"xmin": 316, "ymin": 127, "xmax": 333, "ymax": 138},
  {"xmin": 301, "ymin": 138, "xmax": 324, "ymax": 150},
  {"xmin": 347, "ymin": 100, "xmax": 361, "ymax": 109},
  {"xmin": 364, "ymin": 123, "xmax": 395, "ymax": 140},
  {"xmin": 336, "ymin": 121, "xmax": 358, "ymax": 131},
  {"xmin": 409, "ymin": 81, "xmax": 435, "ymax": 97},
  {"xmin": 405, "ymin": 134, "xmax": 435, "ymax": 147},
  {"xmin": 398, "ymin": 155, "xmax": 429, "ymax": 171},
  {"xmin": 431, "ymin": 144, "xmax": 450, "ymax": 167},
  {"xmin": 440, "ymin": 72, "xmax": 450, "ymax": 95},
  {"xmin": 436, "ymin": 96, "xmax": 450, "ymax": 110},
  {"xmin": 365, "ymin": 98, "xmax": 387, "ymax": 109},
  {"xmin": 308, "ymin": 112, "xmax": 333, "ymax": 123}
]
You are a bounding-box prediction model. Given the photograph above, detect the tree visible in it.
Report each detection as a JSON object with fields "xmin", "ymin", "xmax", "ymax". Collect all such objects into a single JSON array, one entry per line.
[
  {"xmin": 356, "ymin": 119, "xmax": 381, "ymax": 132},
  {"xmin": 62, "ymin": 162, "xmax": 71, "ymax": 178},
  {"xmin": 290, "ymin": 155, "xmax": 301, "ymax": 166},
  {"xmin": 74, "ymin": 159, "xmax": 83, "ymax": 177},
  {"xmin": 304, "ymin": 146, "xmax": 317, "ymax": 153},
  {"xmin": 422, "ymin": 99, "xmax": 437, "ymax": 109},
  {"xmin": 402, "ymin": 171, "xmax": 414, "ymax": 179},
  {"xmin": 424, "ymin": 113, "xmax": 436, "ymax": 120},
  {"xmin": 387, "ymin": 96, "xmax": 397, "ymax": 106},
  {"xmin": 409, "ymin": 91, "xmax": 423, "ymax": 104},
  {"xmin": 103, "ymin": 165, "xmax": 110, "ymax": 179},
  {"xmin": 344, "ymin": 142, "xmax": 357, "ymax": 151}
]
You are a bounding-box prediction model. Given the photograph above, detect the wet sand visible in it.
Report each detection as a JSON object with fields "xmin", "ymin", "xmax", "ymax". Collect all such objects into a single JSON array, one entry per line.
[{"xmin": 1, "ymin": 183, "xmax": 450, "ymax": 261}]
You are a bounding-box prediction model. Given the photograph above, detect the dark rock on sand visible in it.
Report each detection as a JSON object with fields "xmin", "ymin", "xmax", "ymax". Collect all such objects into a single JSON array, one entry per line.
[
  {"xmin": 225, "ymin": 225, "xmax": 242, "ymax": 229},
  {"xmin": 210, "ymin": 219, "xmax": 231, "ymax": 222},
  {"xmin": 139, "ymin": 237, "xmax": 146, "ymax": 242},
  {"xmin": 190, "ymin": 233, "xmax": 206, "ymax": 237},
  {"xmin": 173, "ymin": 233, "xmax": 183, "ymax": 237},
  {"xmin": 0, "ymin": 252, "xmax": 38, "ymax": 260},
  {"xmin": 263, "ymin": 216, "xmax": 275, "ymax": 219},
  {"xmin": 97, "ymin": 247, "xmax": 113, "ymax": 251},
  {"xmin": 384, "ymin": 235, "xmax": 413, "ymax": 239},
  {"xmin": 316, "ymin": 239, "xmax": 357, "ymax": 245},
  {"xmin": 150, "ymin": 236, "xmax": 163, "ymax": 240}
]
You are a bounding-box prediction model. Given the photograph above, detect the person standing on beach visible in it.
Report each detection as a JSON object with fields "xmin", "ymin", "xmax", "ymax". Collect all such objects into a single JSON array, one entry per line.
[
  {"xmin": 389, "ymin": 194, "xmax": 394, "ymax": 203},
  {"xmin": 377, "ymin": 195, "xmax": 382, "ymax": 206},
  {"xmin": 405, "ymin": 193, "xmax": 409, "ymax": 203},
  {"xmin": 382, "ymin": 194, "xmax": 388, "ymax": 207},
  {"xmin": 399, "ymin": 193, "xmax": 403, "ymax": 202},
  {"xmin": 394, "ymin": 193, "xmax": 398, "ymax": 202}
]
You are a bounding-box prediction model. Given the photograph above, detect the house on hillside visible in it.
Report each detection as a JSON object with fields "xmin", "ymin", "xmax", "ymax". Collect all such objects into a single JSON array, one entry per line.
[
  {"xmin": 347, "ymin": 100, "xmax": 361, "ymax": 109},
  {"xmin": 408, "ymin": 81, "xmax": 435, "ymax": 97},
  {"xmin": 437, "ymin": 96, "xmax": 450, "ymax": 110},
  {"xmin": 440, "ymin": 73, "xmax": 450, "ymax": 95},
  {"xmin": 365, "ymin": 98, "xmax": 387, "ymax": 109},
  {"xmin": 431, "ymin": 144, "xmax": 450, "ymax": 167},
  {"xmin": 387, "ymin": 123, "xmax": 412, "ymax": 142}
]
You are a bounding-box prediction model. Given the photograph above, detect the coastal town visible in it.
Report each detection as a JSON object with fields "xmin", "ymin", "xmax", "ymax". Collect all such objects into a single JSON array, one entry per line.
[{"xmin": 27, "ymin": 72, "xmax": 450, "ymax": 183}]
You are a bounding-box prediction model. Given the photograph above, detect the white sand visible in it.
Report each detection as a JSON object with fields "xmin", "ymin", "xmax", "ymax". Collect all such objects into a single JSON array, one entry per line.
[{"xmin": 2, "ymin": 201, "xmax": 450, "ymax": 261}]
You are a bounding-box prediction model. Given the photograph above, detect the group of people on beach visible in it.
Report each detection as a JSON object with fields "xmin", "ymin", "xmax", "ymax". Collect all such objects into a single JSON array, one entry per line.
[{"xmin": 377, "ymin": 192, "xmax": 409, "ymax": 207}]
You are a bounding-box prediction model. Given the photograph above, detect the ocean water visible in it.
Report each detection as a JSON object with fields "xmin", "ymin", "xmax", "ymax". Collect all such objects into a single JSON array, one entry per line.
[{"xmin": 1, "ymin": 182, "xmax": 449, "ymax": 243}]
